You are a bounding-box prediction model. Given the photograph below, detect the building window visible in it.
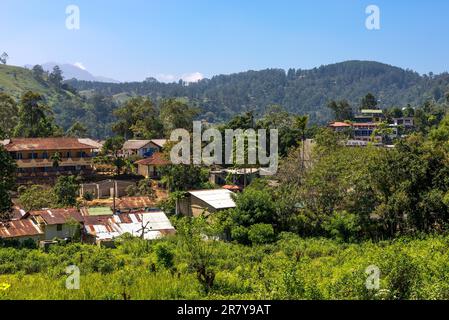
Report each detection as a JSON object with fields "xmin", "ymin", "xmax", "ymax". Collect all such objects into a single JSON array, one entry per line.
[
  {"xmin": 66, "ymin": 152, "xmax": 71, "ymax": 158},
  {"xmin": 42, "ymin": 152, "xmax": 48, "ymax": 159},
  {"xmin": 56, "ymin": 224, "xmax": 63, "ymax": 231}
]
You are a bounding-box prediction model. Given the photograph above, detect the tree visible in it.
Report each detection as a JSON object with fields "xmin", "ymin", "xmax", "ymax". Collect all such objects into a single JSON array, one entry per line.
[
  {"xmin": 66, "ymin": 121, "xmax": 87, "ymax": 137},
  {"xmin": 54, "ymin": 176, "xmax": 80, "ymax": 207},
  {"xmin": 160, "ymin": 164, "xmax": 209, "ymax": 192},
  {"xmin": 0, "ymin": 93, "xmax": 18, "ymax": 138},
  {"xmin": 32, "ymin": 65, "xmax": 45, "ymax": 80},
  {"xmin": 18, "ymin": 185, "xmax": 56, "ymax": 211},
  {"xmin": 101, "ymin": 136, "xmax": 125, "ymax": 175},
  {"xmin": 14, "ymin": 91, "xmax": 59, "ymax": 138},
  {"xmin": 0, "ymin": 52, "xmax": 8, "ymax": 65},
  {"xmin": 327, "ymin": 100, "xmax": 353, "ymax": 121},
  {"xmin": 159, "ymin": 98, "xmax": 199, "ymax": 136},
  {"xmin": 51, "ymin": 152, "xmax": 61, "ymax": 168},
  {"xmin": 360, "ymin": 93, "xmax": 378, "ymax": 110},
  {"xmin": 49, "ymin": 65, "xmax": 63, "ymax": 87},
  {"xmin": 0, "ymin": 146, "xmax": 16, "ymax": 223},
  {"xmin": 112, "ymin": 97, "xmax": 163, "ymax": 139}
]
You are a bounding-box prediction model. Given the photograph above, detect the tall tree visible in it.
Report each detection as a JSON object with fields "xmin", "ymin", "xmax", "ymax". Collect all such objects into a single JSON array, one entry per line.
[
  {"xmin": 53, "ymin": 175, "xmax": 80, "ymax": 207},
  {"xmin": 14, "ymin": 91, "xmax": 59, "ymax": 137},
  {"xmin": 0, "ymin": 146, "xmax": 16, "ymax": 223},
  {"xmin": 360, "ymin": 93, "xmax": 378, "ymax": 110},
  {"xmin": 49, "ymin": 65, "xmax": 63, "ymax": 87},
  {"xmin": 112, "ymin": 97, "xmax": 163, "ymax": 139},
  {"xmin": 0, "ymin": 93, "xmax": 18, "ymax": 138},
  {"xmin": 32, "ymin": 64, "xmax": 45, "ymax": 80},
  {"xmin": 159, "ymin": 98, "xmax": 199, "ymax": 136},
  {"xmin": 100, "ymin": 136, "xmax": 125, "ymax": 175},
  {"xmin": 327, "ymin": 100, "xmax": 354, "ymax": 121}
]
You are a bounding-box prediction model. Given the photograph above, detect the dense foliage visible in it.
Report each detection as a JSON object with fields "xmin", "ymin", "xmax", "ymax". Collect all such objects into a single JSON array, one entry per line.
[
  {"xmin": 68, "ymin": 61, "xmax": 449, "ymax": 125},
  {"xmin": 3, "ymin": 231, "xmax": 449, "ymax": 299}
]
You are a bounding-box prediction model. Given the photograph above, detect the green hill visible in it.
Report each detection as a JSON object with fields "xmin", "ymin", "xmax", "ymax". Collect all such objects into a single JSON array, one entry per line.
[
  {"xmin": 0, "ymin": 64, "xmax": 55, "ymax": 98},
  {"xmin": 67, "ymin": 61, "xmax": 449, "ymax": 124}
]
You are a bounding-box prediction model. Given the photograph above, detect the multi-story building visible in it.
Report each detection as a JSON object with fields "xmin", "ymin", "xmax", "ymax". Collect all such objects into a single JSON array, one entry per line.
[{"xmin": 1, "ymin": 138, "xmax": 96, "ymax": 179}]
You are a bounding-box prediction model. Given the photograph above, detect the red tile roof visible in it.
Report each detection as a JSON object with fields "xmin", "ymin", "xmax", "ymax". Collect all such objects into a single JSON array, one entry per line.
[
  {"xmin": 30, "ymin": 208, "xmax": 84, "ymax": 225},
  {"xmin": 0, "ymin": 219, "xmax": 43, "ymax": 238},
  {"xmin": 4, "ymin": 138, "xmax": 94, "ymax": 152},
  {"xmin": 135, "ymin": 152, "xmax": 170, "ymax": 166}
]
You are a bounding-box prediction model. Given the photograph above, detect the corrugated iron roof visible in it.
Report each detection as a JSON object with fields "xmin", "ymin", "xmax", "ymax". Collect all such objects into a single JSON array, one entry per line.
[
  {"xmin": 0, "ymin": 219, "xmax": 43, "ymax": 238},
  {"xmin": 30, "ymin": 208, "xmax": 84, "ymax": 225},
  {"xmin": 4, "ymin": 138, "xmax": 94, "ymax": 152},
  {"xmin": 123, "ymin": 140, "xmax": 152, "ymax": 150},
  {"xmin": 189, "ymin": 189, "xmax": 236, "ymax": 210},
  {"xmin": 83, "ymin": 211, "xmax": 175, "ymax": 241},
  {"xmin": 114, "ymin": 197, "xmax": 156, "ymax": 210},
  {"xmin": 150, "ymin": 139, "xmax": 167, "ymax": 148}
]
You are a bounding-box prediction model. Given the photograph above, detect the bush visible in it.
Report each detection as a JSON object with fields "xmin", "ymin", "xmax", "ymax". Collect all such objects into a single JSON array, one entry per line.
[
  {"xmin": 154, "ymin": 242, "xmax": 175, "ymax": 270},
  {"xmin": 83, "ymin": 191, "xmax": 94, "ymax": 201},
  {"xmin": 231, "ymin": 226, "xmax": 249, "ymax": 245},
  {"xmin": 248, "ymin": 224, "xmax": 275, "ymax": 245},
  {"xmin": 322, "ymin": 211, "xmax": 361, "ymax": 242}
]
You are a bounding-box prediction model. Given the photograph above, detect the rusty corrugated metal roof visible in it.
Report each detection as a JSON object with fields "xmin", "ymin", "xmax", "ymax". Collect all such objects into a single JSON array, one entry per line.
[
  {"xmin": 0, "ymin": 220, "xmax": 43, "ymax": 238},
  {"xmin": 30, "ymin": 208, "xmax": 84, "ymax": 225},
  {"xmin": 4, "ymin": 138, "xmax": 94, "ymax": 152},
  {"xmin": 135, "ymin": 152, "xmax": 170, "ymax": 166},
  {"xmin": 113, "ymin": 197, "xmax": 156, "ymax": 210}
]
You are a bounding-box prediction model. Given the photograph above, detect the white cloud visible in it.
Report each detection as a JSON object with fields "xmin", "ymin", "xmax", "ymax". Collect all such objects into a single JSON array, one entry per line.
[
  {"xmin": 73, "ymin": 62, "xmax": 87, "ymax": 70},
  {"xmin": 156, "ymin": 72, "xmax": 204, "ymax": 83},
  {"xmin": 181, "ymin": 72, "xmax": 204, "ymax": 83}
]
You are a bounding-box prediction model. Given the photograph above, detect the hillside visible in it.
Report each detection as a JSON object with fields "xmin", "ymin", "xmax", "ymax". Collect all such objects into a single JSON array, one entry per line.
[
  {"xmin": 67, "ymin": 61, "xmax": 449, "ymax": 124},
  {"xmin": 1, "ymin": 61, "xmax": 449, "ymax": 139},
  {"xmin": 0, "ymin": 64, "xmax": 56, "ymax": 99}
]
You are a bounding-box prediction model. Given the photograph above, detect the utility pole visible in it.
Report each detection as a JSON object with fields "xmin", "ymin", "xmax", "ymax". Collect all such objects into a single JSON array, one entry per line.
[{"xmin": 112, "ymin": 179, "xmax": 116, "ymax": 214}]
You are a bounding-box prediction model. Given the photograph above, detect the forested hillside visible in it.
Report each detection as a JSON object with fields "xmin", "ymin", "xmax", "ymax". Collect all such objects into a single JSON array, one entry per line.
[
  {"xmin": 68, "ymin": 61, "xmax": 449, "ymax": 124},
  {"xmin": 2, "ymin": 61, "xmax": 449, "ymax": 139}
]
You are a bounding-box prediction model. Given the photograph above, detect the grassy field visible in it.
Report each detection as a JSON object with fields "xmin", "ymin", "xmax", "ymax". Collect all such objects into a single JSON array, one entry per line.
[{"xmin": 2, "ymin": 233, "xmax": 449, "ymax": 300}]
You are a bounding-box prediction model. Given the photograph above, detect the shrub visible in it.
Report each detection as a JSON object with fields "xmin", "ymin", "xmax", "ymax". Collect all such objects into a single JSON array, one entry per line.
[
  {"xmin": 248, "ymin": 224, "xmax": 275, "ymax": 245},
  {"xmin": 230, "ymin": 226, "xmax": 249, "ymax": 245},
  {"xmin": 322, "ymin": 211, "xmax": 361, "ymax": 242},
  {"xmin": 154, "ymin": 242, "xmax": 175, "ymax": 270}
]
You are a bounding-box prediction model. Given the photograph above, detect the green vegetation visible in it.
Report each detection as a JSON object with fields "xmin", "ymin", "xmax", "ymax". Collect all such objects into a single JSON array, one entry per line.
[
  {"xmin": 0, "ymin": 146, "xmax": 16, "ymax": 222},
  {"xmin": 67, "ymin": 61, "xmax": 449, "ymax": 124},
  {"xmin": 3, "ymin": 231, "xmax": 449, "ymax": 299}
]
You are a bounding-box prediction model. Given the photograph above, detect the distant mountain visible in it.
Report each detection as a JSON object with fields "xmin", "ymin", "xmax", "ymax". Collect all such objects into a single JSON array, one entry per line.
[
  {"xmin": 24, "ymin": 63, "xmax": 120, "ymax": 83},
  {"xmin": 67, "ymin": 60, "xmax": 449, "ymax": 124}
]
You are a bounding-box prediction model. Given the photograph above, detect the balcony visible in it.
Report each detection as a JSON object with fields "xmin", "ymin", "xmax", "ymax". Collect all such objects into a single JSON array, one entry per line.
[{"xmin": 16, "ymin": 157, "xmax": 92, "ymax": 168}]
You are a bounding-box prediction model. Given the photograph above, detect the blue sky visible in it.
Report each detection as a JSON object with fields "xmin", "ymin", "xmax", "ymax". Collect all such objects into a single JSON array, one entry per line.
[{"xmin": 1, "ymin": 0, "xmax": 449, "ymax": 82}]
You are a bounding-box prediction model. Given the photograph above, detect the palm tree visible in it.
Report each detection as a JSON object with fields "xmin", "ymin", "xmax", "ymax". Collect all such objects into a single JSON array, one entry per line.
[{"xmin": 51, "ymin": 152, "xmax": 61, "ymax": 168}]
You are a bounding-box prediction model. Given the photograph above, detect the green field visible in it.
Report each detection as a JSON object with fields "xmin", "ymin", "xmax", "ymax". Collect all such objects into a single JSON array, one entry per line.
[{"xmin": 2, "ymin": 233, "xmax": 449, "ymax": 300}]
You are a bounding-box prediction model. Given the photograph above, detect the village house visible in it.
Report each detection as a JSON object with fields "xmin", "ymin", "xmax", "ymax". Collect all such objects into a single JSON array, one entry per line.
[
  {"xmin": 135, "ymin": 152, "xmax": 170, "ymax": 178},
  {"xmin": 1, "ymin": 138, "xmax": 95, "ymax": 181},
  {"xmin": 28, "ymin": 208, "xmax": 84, "ymax": 240},
  {"xmin": 83, "ymin": 211, "xmax": 176, "ymax": 245},
  {"xmin": 177, "ymin": 189, "xmax": 236, "ymax": 217},
  {"xmin": 0, "ymin": 219, "xmax": 44, "ymax": 243},
  {"xmin": 122, "ymin": 139, "xmax": 167, "ymax": 158}
]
